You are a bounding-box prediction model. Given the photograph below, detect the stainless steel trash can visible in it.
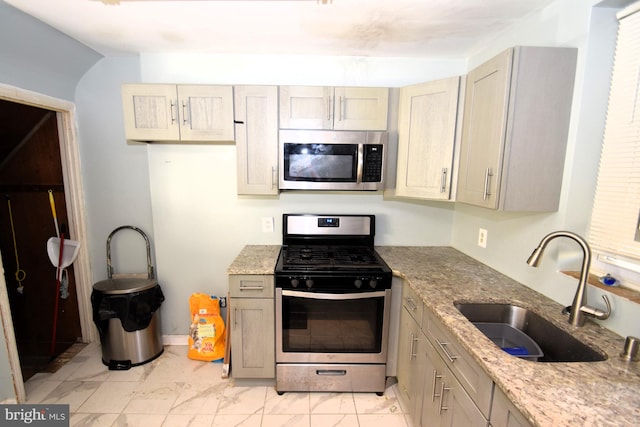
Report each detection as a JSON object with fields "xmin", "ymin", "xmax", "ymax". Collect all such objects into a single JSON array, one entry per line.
[{"xmin": 91, "ymin": 226, "xmax": 164, "ymax": 370}]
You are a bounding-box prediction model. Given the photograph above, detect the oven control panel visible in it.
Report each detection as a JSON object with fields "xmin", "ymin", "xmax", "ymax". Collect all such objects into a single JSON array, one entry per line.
[
  {"xmin": 278, "ymin": 275, "xmax": 389, "ymax": 291},
  {"xmin": 318, "ymin": 217, "xmax": 340, "ymax": 227}
]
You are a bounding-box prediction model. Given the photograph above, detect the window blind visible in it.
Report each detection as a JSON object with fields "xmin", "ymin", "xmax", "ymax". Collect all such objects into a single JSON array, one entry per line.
[{"xmin": 589, "ymin": 3, "xmax": 640, "ymax": 265}]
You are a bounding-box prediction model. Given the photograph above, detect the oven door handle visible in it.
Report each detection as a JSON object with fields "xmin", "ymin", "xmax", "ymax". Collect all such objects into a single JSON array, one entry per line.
[{"xmin": 281, "ymin": 289, "xmax": 388, "ymax": 300}]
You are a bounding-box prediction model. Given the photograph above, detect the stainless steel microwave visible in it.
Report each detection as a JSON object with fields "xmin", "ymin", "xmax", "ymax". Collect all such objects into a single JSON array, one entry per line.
[{"xmin": 279, "ymin": 130, "xmax": 388, "ymax": 191}]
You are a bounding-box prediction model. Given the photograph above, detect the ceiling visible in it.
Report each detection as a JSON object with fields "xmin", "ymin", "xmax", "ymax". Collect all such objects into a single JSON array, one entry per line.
[{"xmin": 4, "ymin": 0, "xmax": 557, "ymax": 58}]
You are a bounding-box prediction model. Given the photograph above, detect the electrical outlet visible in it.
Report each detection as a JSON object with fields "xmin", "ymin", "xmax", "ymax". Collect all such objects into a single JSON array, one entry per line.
[
  {"xmin": 478, "ymin": 228, "xmax": 488, "ymax": 248},
  {"xmin": 261, "ymin": 217, "xmax": 274, "ymax": 233}
]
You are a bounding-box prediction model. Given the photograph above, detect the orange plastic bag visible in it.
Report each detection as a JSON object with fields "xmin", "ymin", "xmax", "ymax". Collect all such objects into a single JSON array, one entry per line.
[{"xmin": 188, "ymin": 294, "xmax": 226, "ymax": 362}]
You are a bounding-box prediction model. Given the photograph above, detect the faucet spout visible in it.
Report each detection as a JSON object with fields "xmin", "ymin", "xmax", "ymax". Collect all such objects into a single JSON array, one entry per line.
[{"xmin": 526, "ymin": 231, "xmax": 611, "ymax": 326}]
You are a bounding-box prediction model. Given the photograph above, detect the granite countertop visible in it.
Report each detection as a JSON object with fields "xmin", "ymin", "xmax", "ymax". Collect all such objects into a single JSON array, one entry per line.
[
  {"xmin": 227, "ymin": 245, "xmax": 280, "ymax": 275},
  {"xmin": 228, "ymin": 245, "xmax": 640, "ymax": 426}
]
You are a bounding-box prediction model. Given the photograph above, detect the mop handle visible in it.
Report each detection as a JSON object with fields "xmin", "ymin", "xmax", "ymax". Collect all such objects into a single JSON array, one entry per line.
[{"xmin": 48, "ymin": 190, "xmax": 60, "ymax": 238}]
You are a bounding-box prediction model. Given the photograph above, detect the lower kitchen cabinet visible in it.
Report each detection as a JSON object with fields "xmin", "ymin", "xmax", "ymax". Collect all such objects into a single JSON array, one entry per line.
[
  {"xmin": 422, "ymin": 336, "xmax": 487, "ymax": 427},
  {"xmin": 229, "ymin": 275, "xmax": 275, "ymax": 378},
  {"xmin": 396, "ymin": 282, "xmax": 496, "ymax": 427},
  {"xmin": 423, "ymin": 309, "xmax": 493, "ymax": 419},
  {"xmin": 491, "ymin": 387, "xmax": 532, "ymax": 427},
  {"xmin": 396, "ymin": 289, "xmax": 426, "ymax": 423}
]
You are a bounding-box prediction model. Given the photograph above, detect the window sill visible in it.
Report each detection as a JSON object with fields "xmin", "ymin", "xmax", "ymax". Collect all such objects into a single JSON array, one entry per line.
[{"xmin": 562, "ymin": 271, "xmax": 640, "ymax": 304}]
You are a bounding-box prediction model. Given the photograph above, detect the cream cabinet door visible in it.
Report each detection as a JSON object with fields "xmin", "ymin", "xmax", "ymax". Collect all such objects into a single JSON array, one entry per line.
[
  {"xmin": 279, "ymin": 86, "xmax": 388, "ymax": 130},
  {"xmin": 122, "ymin": 84, "xmax": 180, "ymax": 141},
  {"xmin": 396, "ymin": 306, "xmax": 426, "ymax": 425},
  {"xmin": 234, "ymin": 86, "xmax": 279, "ymax": 195},
  {"xmin": 230, "ymin": 297, "xmax": 275, "ymax": 378},
  {"xmin": 456, "ymin": 49, "xmax": 512, "ymax": 209},
  {"xmin": 395, "ymin": 77, "xmax": 460, "ymax": 200},
  {"xmin": 122, "ymin": 84, "xmax": 234, "ymax": 142},
  {"xmin": 333, "ymin": 87, "xmax": 389, "ymax": 130},
  {"xmin": 279, "ymin": 86, "xmax": 333, "ymax": 129},
  {"xmin": 177, "ymin": 85, "xmax": 234, "ymax": 141},
  {"xmin": 421, "ymin": 333, "xmax": 448, "ymax": 426},
  {"xmin": 422, "ymin": 338, "xmax": 488, "ymax": 427},
  {"xmin": 456, "ymin": 47, "xmax": 576, "ymax": 211},
  {"xmin": 490, "ymin": 388, "xmax": 533, "ymax": 427}
]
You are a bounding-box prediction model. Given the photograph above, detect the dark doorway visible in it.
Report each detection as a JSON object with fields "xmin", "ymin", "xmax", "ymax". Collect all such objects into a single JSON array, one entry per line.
[{"xmin": 0, "ymin": 100, "xmax": 82, "ymax": 381}]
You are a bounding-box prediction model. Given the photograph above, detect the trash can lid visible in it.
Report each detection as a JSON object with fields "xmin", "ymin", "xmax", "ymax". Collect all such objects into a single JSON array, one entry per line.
[{"xmin": 93, "ymin": 278, "xmax": 158, "ymax": 294}]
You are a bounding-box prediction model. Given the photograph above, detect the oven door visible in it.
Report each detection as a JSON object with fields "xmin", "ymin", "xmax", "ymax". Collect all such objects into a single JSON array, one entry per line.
[{"xmin": 275, "ymin": 288, "xmax": 391, "ymax": 364}]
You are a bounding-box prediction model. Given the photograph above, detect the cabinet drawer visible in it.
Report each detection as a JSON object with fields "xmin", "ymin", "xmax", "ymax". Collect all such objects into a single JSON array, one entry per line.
[
  {"xmin": 229, "ymin": 275, "xmax": 274, "ymax": 298},
  {"xmin": 424, "ymin": 309, "xmax": 493, "ymax": 418},
  {"xmin": 402, "ymin": 283, "xmax": 423, "ymax": 326}
]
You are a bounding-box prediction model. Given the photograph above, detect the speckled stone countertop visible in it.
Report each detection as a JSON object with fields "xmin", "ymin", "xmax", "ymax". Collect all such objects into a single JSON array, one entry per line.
[
  {"xmin": 228, "ymin": 245, "xmax": 640, "ymax": 426},
  {"xmin": 227, "ymin": 245, "xmax": 280, "ymax": 275}
]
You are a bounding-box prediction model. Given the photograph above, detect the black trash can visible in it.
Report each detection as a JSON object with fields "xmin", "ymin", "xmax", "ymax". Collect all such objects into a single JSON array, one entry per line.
[
  {"xmin": 91, "ymin": 225, "xmax": 164, "ymax": 370},
  {"xmin": 91, "ymin": 279, "xmax": 164, "ymax": 370}
]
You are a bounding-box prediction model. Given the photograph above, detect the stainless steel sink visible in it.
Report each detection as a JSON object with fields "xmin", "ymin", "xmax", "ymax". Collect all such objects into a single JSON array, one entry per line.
[{"xmin": 454, "ymin": 303, "xmax": 607, "ymax": 362}]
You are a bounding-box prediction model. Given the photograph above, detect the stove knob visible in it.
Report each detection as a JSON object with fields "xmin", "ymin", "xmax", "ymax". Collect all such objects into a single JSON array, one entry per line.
[
  {"xmin": 369, "ymin": 279, "xmax": 378, "ymax": 289},
  {"xmin": 305, "ymin": 279, "xmax": 314, "ymax": 289},
  {"xmin": 291, "ymin": 278, "xmax": 299, "ymax": 288},
  {"xmin": 354, "ymin": 279, "xmax": 363, "ymax": 288}
]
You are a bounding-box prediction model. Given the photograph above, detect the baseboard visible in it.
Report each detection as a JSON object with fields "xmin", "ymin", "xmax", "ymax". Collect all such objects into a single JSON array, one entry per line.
[{"xmin": 162, "ymin": 335, "xmax": 188, "ymax": 346}]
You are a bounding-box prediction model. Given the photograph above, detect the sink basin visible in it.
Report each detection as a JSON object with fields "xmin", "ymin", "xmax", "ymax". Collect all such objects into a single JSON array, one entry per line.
[{"xmin": 454, "ymin": 303, "xmax": 607, "ymax": 362}]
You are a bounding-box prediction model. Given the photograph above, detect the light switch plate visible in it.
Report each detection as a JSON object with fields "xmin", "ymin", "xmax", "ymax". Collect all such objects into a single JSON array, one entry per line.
[{"xmin": 262, "ymin": 217, "xmax": 274, "ymax": 233}]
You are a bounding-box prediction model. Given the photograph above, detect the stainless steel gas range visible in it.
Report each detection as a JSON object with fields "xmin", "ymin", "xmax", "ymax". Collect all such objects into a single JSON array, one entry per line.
[{"xmin": 274, "ymin": 214, "xmax": 392, "ymax": 395}]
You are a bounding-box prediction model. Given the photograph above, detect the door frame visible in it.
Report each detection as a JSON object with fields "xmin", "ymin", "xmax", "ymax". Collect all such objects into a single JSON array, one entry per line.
[{"xmin": 0, "ymin": 84, "xmax": 94, "ymax": 403}]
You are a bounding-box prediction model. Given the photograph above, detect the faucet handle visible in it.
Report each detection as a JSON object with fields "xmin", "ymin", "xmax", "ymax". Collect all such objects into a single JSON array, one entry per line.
[{"xmin": 580, "ymin": 295, "xmax": 612, "ymax": 320}]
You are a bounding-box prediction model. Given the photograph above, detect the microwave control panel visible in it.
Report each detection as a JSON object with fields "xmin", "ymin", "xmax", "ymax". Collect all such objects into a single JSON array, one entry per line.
[{"xmin": 362, "ymin": 144, "xmax": 384, "ymax": 182}]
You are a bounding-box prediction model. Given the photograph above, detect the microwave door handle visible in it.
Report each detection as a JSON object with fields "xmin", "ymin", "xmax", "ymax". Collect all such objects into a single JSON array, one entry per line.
[{"xmin": 357, "ymin": 144, "xmax": 364, "ymax": 183}]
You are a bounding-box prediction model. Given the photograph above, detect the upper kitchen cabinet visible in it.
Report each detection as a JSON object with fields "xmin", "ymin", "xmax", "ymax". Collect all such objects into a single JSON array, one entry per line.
[
  {"xmin": 121, "ymin": 84, "xmax": 235, "ymax": 142},
  {"xmin": 279, "ymin": 86, "xmax": 389, "ymax": 130},
  {"xmin": 395, "ymin": 77, "xmax": 461, "ymax": 200},
  {"xmin": 456, "ymin": 47, "xmax": 577, "ymax": 211},
  {"xmin": 234, "ymin": 85, "xmax": 279, "ymax": 195}
]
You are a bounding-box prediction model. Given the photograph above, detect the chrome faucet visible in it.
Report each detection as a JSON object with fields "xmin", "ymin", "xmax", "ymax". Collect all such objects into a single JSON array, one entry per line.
[{"xmin": 527, "ymin": 231, "xmax": 611, "ymax": 326}]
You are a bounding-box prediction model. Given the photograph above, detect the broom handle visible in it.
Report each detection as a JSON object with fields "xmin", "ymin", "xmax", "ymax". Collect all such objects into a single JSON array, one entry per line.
[{"xmin": 48, "ymin": 190, "xmax": 60, "ymax": 238}]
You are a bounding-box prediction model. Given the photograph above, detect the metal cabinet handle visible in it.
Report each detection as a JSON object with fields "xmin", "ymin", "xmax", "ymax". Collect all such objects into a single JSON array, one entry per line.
[
  {"xmin": 483, "ymin": 167, "xmax": 493, "ymax": 201},
  {"xmin": 432, "ymin": 370, "xmax": 444, "ymax": 401},
  {"xmin": 327, "ymin": 96, "xmax": 332, "ymax": 122},
  {"xmin": 440, "ymin": 168, "xmax": 448, "ymax": 193},
  {"xmin": 405, "ymin": 297, "xmax": 417, "ymax": 312},
  {"xmin": 240, "ymin": 286, "xmax": 265, "ymax": 291},
  {"xmin": 339, "ymin": 96, "xmax": 344, "ymax": 122},
  {"xmin": 438, "ymin": 382, "xmax": 451, "ymax": 414},
  {"xmin": 169, "ymin": 100, "xmax": 177, "ymax": 124},
  {"xmin": 271, "ymin": 166, "xmax": 277, "ymax": 189},
  {"xmin": 234, "ymin": 307, "xmax": 238, "ymax": 329},
  {"xmin": 435, "ymin": 338, "xmax": 458, "ymax": 363},
  {"xmin": 316, "ymin": 369, "xmax": 347, "ymax": 376},
  {"xmin": 181, "ymin": 101, "xmax": 189, "ymax": 125},
  {"xmin": 409, "ymin": 332, "xmax": 419, "ymax": 361}
]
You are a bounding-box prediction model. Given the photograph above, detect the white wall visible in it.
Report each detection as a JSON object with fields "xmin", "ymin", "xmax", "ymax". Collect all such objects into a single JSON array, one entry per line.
[
  {"xmin": 75, "ymin": 57, "xmax": 157, "ymax": 284},
  {"xmin": 452, "ymin": 0, "xmax": 640, "ymax": 339}
]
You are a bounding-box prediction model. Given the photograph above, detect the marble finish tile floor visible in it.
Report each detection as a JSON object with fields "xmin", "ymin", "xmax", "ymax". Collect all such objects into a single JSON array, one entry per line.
[{"xmin": 24, "ymin": 343, "xmax": 410, "ymax": 427}]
